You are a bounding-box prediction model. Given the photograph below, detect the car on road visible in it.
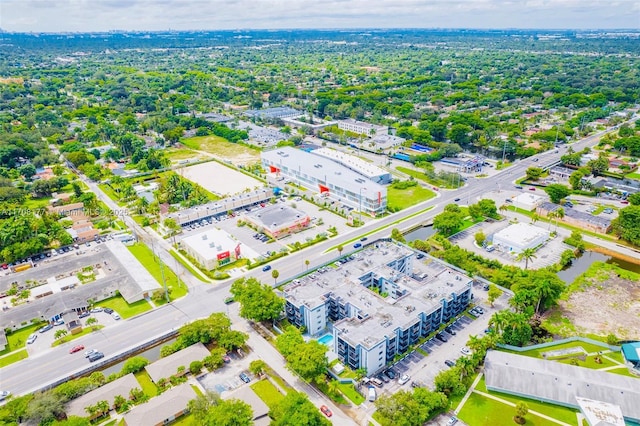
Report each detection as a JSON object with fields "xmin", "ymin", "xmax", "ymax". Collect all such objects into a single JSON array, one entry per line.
[
  {"xmin": 447, "ymin": 416, "xmax": 459, "ymax": 426},
  {"xmin": 454, "ymin": 198, "xmax": 461, "ymax": 202},
  {"xmin": 353, "ymin": 243, "xmax": 362, "ymax": 249},
  {"xmin": 103, "ymin": 307, "xmax": 114, "ymax": 314},
  {"xmin": 262, "ymin": 265, "xmax": 271, "ymax": 272},
  {"xmin": 436, "ymin": 332, "xmax": 448, "ymax": 343},
  {"xmin": 621, "ymin": 200, "xmax": 629, "ymax": 204},
  {"xmin": 320, "ymin": 405, "xmax": 333, "ymax": 417},
  {"xmin": 39, "ymin": 324, "xmax": 53, "ymax": 333},
  {"xmin": 84, "ymin": 349, "xmax": 98, "ymax": 358},
  {"xmin": 515, "ymin": 185, "xmax": 523, "ymax": 189},
  {"xmin": 461, "ymin": 347, "xmax": 472, "ymax": 356},
  {"xmin": 445, "ymin": 360, "xmax": 456, "ymax": 368},
  {"xmin": 529, "ymin": 187, "xmax": 536, "ymax": 191},
  {"xmin": 27, "ymin": 334, "xmax": 37, "ymax": 344},
  {"xmin": 0, "ymin": 391, "xmax": 10, "ymax": 401},
  {"xmin": 224, "ymin": 297, "xmax": 235, "ymax": 305},
  {"xmin": 360, "ymin": 237, "xmax": 368, "ymax": 242},
  {"xmin": 398, "ymin": 374, "xmax": 411, "ymax": 385},
  {"xmin": 111, "ymin": 312, "xmax": 121, "ymax": 320},
  {"xmin": 69, "ymin": 345, "xmax": 85, "ymax": 354},
  {"xmin": 533, "ymin": 158, "xmax": 539, "ymax": 162},
  {"xmin": 239, "ymin": 372, "xmax": 251, "ymax": 383},
  {"xmin": 88, "ymin": 352, "xmax": 104, "ymax": 362}
]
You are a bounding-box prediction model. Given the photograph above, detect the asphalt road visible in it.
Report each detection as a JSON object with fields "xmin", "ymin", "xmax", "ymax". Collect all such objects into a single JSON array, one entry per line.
[{"xmin": 0, "ymin": 120, "xmax": 632, "ymax": 398}]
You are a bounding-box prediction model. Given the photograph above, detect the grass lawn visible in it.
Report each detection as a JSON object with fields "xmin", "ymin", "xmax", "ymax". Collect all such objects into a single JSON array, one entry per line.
[
  {"xmin": 23, "ymin": 196, "xmax": 53, "ymax": 210},
  {"xmin": 0, "ymin": 349, "xmax": 28, "ymax": 367},
  {"xmin": 625, "ymin": 172, "xmax": 640, "ymax": 180},
  {"xmin": 554, "ymin": 354, "xmax": 617, "ymax": 369},
  {"xmin": 0, "ymin": 323, "xmax": 44, "ymax": 355},
  {"xmin": 458, "ymin": 392, "xmax": 566, "ymax": 426},
  {"xmin": 503, "ymin": 341, "xmax": 609, "ymax": 359},
  {"xmin": 127, "ymin": 242, "xmax": 187, "ymax": 304},
  {"xmin": 387, "ymin": 185, "xmax": 436, "ymax": 211},
  {"xmin": 95, "ymin": 295, "xmax": 152, "ymax": 319},
  {"xmin": 251, "ymin": 379, "xmax": 285, "ymax": 408},
  {"xmin": 134, "ymin": 371, "xmax": 158, "ymax": 397},
  {"xmin": 52, "ymin": 326, "xmax": 104, "ymax": 347},
  {"xmin": 180, "ymin": 135, "xmax": 260, "ymax": 161},
  {"xmin": 337, "ymin": 382, "xmax": 365, "ymax": 405},
  {"xmin": 164, "ymin": 147, "xmax": 201, "ymax": 161},
  {"xmin": 98, "ymin": 183, "xmax": 125, "ymax": 206},
  {"xmin": 167, "ymin": 414, "xmax": 195, "ymax": 426},
  {"xmin": 169, "ymin": 250, "xmax": 209, "ymax": 282},
  {"xmin": 606, "ymin": 352, "xmax": 625, "ymax": 363},
  {"xmin": 396, "ymin": 166, "xmax": 461, "ymax": 189}
]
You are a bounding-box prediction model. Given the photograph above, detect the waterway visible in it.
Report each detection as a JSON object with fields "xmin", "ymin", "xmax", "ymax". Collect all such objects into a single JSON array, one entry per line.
[
  {"xmin": 101, "ymin": 337, "xmax": 177, "ymax": 376},
  {"xmin": 557, "ymin": 251, "xmax": 640, "ymax": 284},
  {"xmin": 404, "ymin": 225, "xmax": 436, "ymax": 242}
]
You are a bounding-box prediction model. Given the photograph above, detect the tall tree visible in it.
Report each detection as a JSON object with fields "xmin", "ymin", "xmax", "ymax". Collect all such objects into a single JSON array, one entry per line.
[{"xmin": 517, "ymin": 248, "xmax": 537, "ymax": 270}]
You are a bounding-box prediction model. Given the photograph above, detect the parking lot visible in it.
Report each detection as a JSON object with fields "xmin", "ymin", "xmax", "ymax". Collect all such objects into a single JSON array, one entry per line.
[
  {"xmin": 365, "ymin": 284, "xmax": 510, "ymax": 396},
  {"xmin": 196, "ymin": 350, "xmax": 256, "ymax": 395}
]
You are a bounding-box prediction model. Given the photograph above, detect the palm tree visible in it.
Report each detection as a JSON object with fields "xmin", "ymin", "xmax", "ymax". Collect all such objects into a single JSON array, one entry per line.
[
  {"xmin": 546, "ymin": 211, "xmax": 556, "ymax": 230},
  {"xmin": 499, "ymin": 204, "xmax": 509, "ymax": 215},
  {"xmin": 517, "ymin": 248, "xmax": 537, "ymax": 270},
  {"xmin": 489, "ymin": 311, "xmax": 510, "ymax": 334},
  {"xmin": 530, "ymin": 213, "xmax": 539, "ymax": 224},
  {"xmin": 96, "ymin": 400, "xmax": 110, "ymax": 418},
  {"xmin": 554, "ymin": 207, "xmax": 565, "ymax": 231},
  {"xmin": 86, "ymin": 316, "xmax": 99, "ymax": 330},
  {"xmin": 54, "ymin": 328, "xmax": 68, "ymax": 343},
  {"xmin": 457, "ymin": 356, "xmax": 475, "ymax": 380},
  {"xmin": 85, "ymin": 404, "xmax": 99, "ymax": 419}
]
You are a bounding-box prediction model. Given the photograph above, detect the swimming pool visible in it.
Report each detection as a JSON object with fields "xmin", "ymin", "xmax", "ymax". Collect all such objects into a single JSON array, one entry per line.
[{"xmin": 317, "ymin": 333, "xmax": 333, "ymax": 346}]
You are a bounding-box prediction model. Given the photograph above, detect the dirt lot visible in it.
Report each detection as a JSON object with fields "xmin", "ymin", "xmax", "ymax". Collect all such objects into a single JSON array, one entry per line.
[{"xmin": 544, "ymin": 263, "xmax": 640, "ymax": 339}]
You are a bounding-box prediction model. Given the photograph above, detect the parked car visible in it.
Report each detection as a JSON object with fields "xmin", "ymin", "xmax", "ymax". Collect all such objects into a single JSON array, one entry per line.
[
  {"xmin": 320, "ymin": 405, "xmax": 333, "ymax": 417},
  {"xmin": 103, "ymin": 307, "xmax": 114, "ymax": 314},
  {"xmin": 370, "ymin": 377, "xmax": 383, "ymax": 388},
  {"xmin": 447, "ymin": 416, "xmax": 459, "ymax": 426},
  {"xmin": 385, "ymin": 369, "xmax": 396, "ymax": 380},
  {"xmin": 475, "ymin": 306, "xmax": 485, "ymax": 314},
  {"xmin": 436, "ymin": 332, "xmax": 448, "ymax": 343},
  {"xmin": 27, "ymin": 334, "xmax": 37, "ymax": 344},
  {"xmin": 0, "ymin": 391, "xmax": 10, "ymax": 401},
  {"xmin": 515, "ymin": 185, "xmax": 523, "ymax": 189},
  {"xmin": 90, "ymin": 307, "xmax": 103, "ymax": 313},
  {"xmin": 78, "ymin": 312, "xmax": 90, "ymax": 319},
  {"xmin": 368, "ymin": 386, "xmax": 377, "ymax": 402},
  {"xmin": 69, "ymin": 345, "xmax": 85, "ymax": 354},
  {"xmin": 88, "ymin": 352, "xmax": 104, "ymax": 362},
  {"xmin": 445, "ymin": 326, "xmax": 456, "ymax": 335},
  {"xmin": 461, "ymin": 347, "xmax": 472, "ymax": 356},
  {"xmin": 445, "ymin": 360, "xmax": 456, "ymax": 368},
  {"xmin": 39, "ymin": 324, "xmax": 53, "ymax": 333},
  {"xmin": 54, "ymin": 319, "xmax": 65, "ymax": 326},
  {"xmin": 262, "ymin": 265, "xmax": 271, "ymax": 272},
  {"xmin": 239, "ymin": 372, "xmax": 251, "ymax": 383},
  {"xmin": 223, "ymin": 354, "xmax": 231, "ymax": 363},
  {"xmin": 111, "ymin": 312, "xmax": 121, "ymax": 320},
  {"xmin": 378, "ymin": 374, "xmax": 390, "ymax": 384},
  {"xmin": 398, "ymin": 374, "xmax": 411, "ymax": 385}
]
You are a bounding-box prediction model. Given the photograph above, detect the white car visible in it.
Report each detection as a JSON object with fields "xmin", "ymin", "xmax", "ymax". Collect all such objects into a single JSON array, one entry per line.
[
  {"xmin": 461, "ymin": 347, "xmax": 472, "ymax": 356},
  {"xmin": 27, "ymin": 334, "xmax": 37, "ymax": 344},
  {"xmin": 84, "ymin": 349, "xmax": 98, "ymax": 358},
  {"xmin": 0, "ymin": 390, "xmax": 10, "ymax": 401},
  {"xmin": 111, "ymin": 312, "xmax": 121, "ymax": 320},
  {"xmin": 398, "ymin": 374, "xmax": 411, "ymax": 385}
]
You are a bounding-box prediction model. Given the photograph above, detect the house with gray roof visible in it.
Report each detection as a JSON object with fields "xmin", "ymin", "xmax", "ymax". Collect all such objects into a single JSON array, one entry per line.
[
  {"xmin": 122, "ymin": 382, "xmax": 197, "ymax": 426},
  {"xmin": 66, "ymin": 373, "xmax": 140, "ymax": 418},
  {"xmin": 144, "ymin": 343, "xmax": 210, "ymax": 383},
  {"xmin": 223, "ymin": 385, "xmax": 270, "ymax": 425},
  {"xmin": 485, "ymin": 351, "xmax": 640, "ymax": 424},
  {"xmin": 536, "ymin": 201, "xmax": 612, "ymax": 233}
]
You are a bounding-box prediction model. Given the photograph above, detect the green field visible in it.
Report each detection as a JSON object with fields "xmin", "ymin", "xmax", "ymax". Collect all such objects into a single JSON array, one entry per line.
[
  {"xmin": 387, "ymin": 185, "xmax": 436, "ymax": 211},
  {"xmin": 625, "ymin": 172, "xmax": 640, "ymax": 180},
  {"xmin": 95, "ymin": 294, "xmax": 152, "ymax": 319},
  {"xmin": 458, "ymin": 392, "xmax": 569, "ymax": 426},
  {"xmin": 396, "ymin": 166, "xmax": 462, "ymax": 189},
  {"xmin": 127, "ymin": 242, "xmax": 188, "ymax": 304},
  {"xmin": 1, "ymin": 323, "xmax": 44, "ymax": 355},
  {"xmin": 164, "ymin": 147, "xmax": 201, "ymax": 161},
  {"xmin": 251, "ymin": 378, "xmax": 285, "ymax": 408},
  {"xmin": 337, "ymin": 382, "xmax": 365, "ymax": 405},
  {"xmin": 180, "ymin": 135, "xmax": 260, "ymax": 162}
]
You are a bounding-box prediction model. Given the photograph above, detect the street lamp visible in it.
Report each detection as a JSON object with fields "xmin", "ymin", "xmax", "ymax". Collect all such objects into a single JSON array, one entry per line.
[{"xmin": 359, "ymin": 187, "xmax": 367, "ymax": 226}]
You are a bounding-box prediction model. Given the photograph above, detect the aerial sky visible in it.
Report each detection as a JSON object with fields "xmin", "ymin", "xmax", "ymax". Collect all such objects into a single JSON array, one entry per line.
[{"xmin": 1, "ymin": 0, "xmax": 638, "ymax": 32}]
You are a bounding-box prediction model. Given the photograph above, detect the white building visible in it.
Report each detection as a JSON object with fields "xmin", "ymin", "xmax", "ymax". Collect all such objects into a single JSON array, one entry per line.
[
  {"xmin": 513, "ymin": 192, "xmax": 544, "ymax": 211},
  {"xmin": 311, "ymin": 148, "xmax": 392, "ymax": 184},
  {"xmin": 180, "ymin": 229, "xmax": 241, "ymax": 269},
  {"xmin": 338, "ymin": 119, "xmax": 388, "ymax": 136},
  {"xmin": 492, "ymin": 223, "xmax": 550, "ymax": 254}
]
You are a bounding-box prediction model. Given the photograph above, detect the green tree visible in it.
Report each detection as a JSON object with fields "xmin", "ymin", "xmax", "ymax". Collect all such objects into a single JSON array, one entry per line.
[
  {"xmin": 53, "ymin": 416, "xmax": 91, "ymax": 426},
  {"xmin": 612, "ymin": 206, "xmax": 640, "ymax": 246},
  {"xmin": 587, "ymin": 153, "xmax": 609, "ymax": 176},
  {"xmin": 516, "ymin": 248, "xmax": 537, "ymax": 270},
  {"xmin": 487, "ymin": 284, "xmax": 503, "ymax": 307},
  {"xmin": 433, "ymin": 368, "xmax": 466, "ymax": 397},
  {"xmin": 477, "ymin": 199, "xmax": 498, "ymax": 218},
  {"xmin": 86, "ymin": 316, "xmax": 99, "ymax": 330},
  {"xmin": 544, "ymin": 184, "xmax": 571, "ymax": 204},
  {"xmin": 525, "ymin": 167, "xmax": 543, "ymax": 180},
  {"xmin": 269, "ymin": 391, "xmax": 331, "ymax": 426},
  {"xmin": 559, "ymin": 249, "xmax": 576, "ymax": 267},
  {"xmin": 26, "ymin": 391, "xmax": 65, "ymax": 425},
  {"xmin": 121, "ymin": 356, "xmax": 149, "ymax": 374},
  {"xmin": 569, "ymin": 169, "xmax": 587, "ymax": 190},
  {"xmin": 231, "ymin": 277, "xmax": 285, "ymax": 322},
  {"xmin": 188, "ymin": 391, "xmax": 221, "ymax": 424},
  {"xmin": 628, "ymin": 192, "xmax": 640, "ymax": 206},
  {"xmin": 474, "ymin": 231, "xmax": 486, "ymax": 246},
  {"xmin": 54, "ymin": 328, "xmax": 68, "ymax": 343},
  {"xmin": 19, "ymin": 164, "xmax": 37, "ymax": 180},
  {"xmin": 249, "ymin": 360, "xmax": 267, "ymax": 376},
  {"xmin": 190, "ymin": 360, "xmax": 204, "ymax": 375},
  {"xmin": 275, "ymin": 327, "xmax": 328, "ymax": 383},
  {"xmin": 391, "ymin": 228, "xmax": 406, "ymax": 243},
  {"xmin": 375, "ymin": 390, "xmax": 422, "ymax": 426},
  {"xmin": 271, "ymin": 269, "xmax": 280, "ymax": 285},
  {"xmin": 433, "ymin": 209, "xmax": 465, "ymax": 236},
  {"xmin": 204, "ymin": 399, "xmax": 253, "ymax": 426},
  {"xmin": 514, "ymin": 401, "xmax": 529, "ymax": 424},
  {"xmin": 337, "ymin": 245, "xmax": 344, "ymax": 256}
]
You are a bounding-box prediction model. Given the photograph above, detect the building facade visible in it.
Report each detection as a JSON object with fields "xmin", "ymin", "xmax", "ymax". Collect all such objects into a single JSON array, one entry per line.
[
  {"xmin": 536, "ymin": 202, "xmax": 612, "ymax": 234},
  {"xmin": 180, "ymin": 229, "xmax": 241, "ymax": 269},
  {"xmin": 492, "ymin": 223, "xmax": 550, "ymax": 253},
  {"xmin": 282, "ymin": 242, "xmax": 472, "ymax": 374},
  {"xmin": 261, "ymin": 147, "xmax": 387, "ymax": 215},
  {"xmin": 337, "ymin": 119, "xmax": 388, "ymax": 136},
  {"xmin": 242, "ymin": 204, "xmax": 311, "ymax": 239}
]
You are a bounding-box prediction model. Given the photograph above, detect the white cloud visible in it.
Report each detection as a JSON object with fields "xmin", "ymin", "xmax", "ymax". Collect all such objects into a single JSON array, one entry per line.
[{"xmin": 0, "ymin": 0, "xmax": 637, "ymax": 32}]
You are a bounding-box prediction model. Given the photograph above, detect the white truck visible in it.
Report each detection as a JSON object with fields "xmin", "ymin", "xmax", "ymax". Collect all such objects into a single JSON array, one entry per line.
[{"xmin": 368, "ymin": 386, "xmax": 376, "ymax": 402}]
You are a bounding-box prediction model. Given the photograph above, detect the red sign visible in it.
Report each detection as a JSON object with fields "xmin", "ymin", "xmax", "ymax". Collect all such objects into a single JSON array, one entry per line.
[
  {"xmin": 217, "ymin": 251, "xmax": 230, "ymax": 261},
  {"xmin": 269, "ymin": 165, "xmax": 280, "ymax": 173},
  {"xmin": 319, "ymin": 184, "xmax": 330, "ymax": 193},
  {"xmin": 234, "ymin": 243, "xmax": 241, "ymax": 257}
]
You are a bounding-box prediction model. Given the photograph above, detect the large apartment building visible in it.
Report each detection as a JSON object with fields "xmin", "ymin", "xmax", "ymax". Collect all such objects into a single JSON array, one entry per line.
[
  {"xmin": 282, "ymin": 242, "xmax": 472, "ymax": 374},
  {"xmin": 338, "ymin": 119, "xmax": 388, "ymax": 136}
]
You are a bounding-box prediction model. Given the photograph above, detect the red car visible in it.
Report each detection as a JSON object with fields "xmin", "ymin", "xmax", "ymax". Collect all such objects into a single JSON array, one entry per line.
[
  {"xmin": 320, "ymin": 405, "xmax": 332, "ymax": 417},
  {"xmin": 621, "ymin": 200, "xmax": 629, "ymax": 204},
  {"xmin": 69, "ymin": 345, "xmax": 85, "ymax": 354},
  {"xmin": 529, "ymin": 187, "xmax": 536, "ymax": 191}
]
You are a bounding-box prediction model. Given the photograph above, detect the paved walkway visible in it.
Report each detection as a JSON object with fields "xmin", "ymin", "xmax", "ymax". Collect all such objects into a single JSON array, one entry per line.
[
  {"xmin": 454, "ymin": 372, "xmax": 483, "ymax": 415},
  {"xmin": 473, "ymin": 390, "xmax": 573, "ymax": 426}
]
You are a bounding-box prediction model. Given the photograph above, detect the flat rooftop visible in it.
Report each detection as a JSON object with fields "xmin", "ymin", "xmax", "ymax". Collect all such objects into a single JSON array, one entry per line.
[
  {"xmin": 244, "ymin": 203, "xmax": 308, "ymax": 230},
  {"xmin": 311, "ymin": 147, "xmax": 389, "ymax": 179},
  {"xmin": 284, "ymin": 242, "xmax": 471, "ymax": 349},
  {"xmin": 493, "ymin": 223, "xmax": 549, "ymax": 245},
  {"xmin": 262, "ymin": 147, "xmax": 385, "ymax": 199},
  {"xmin": 181, "ymin": 229, "xmax": 239, "ymax": 261}
]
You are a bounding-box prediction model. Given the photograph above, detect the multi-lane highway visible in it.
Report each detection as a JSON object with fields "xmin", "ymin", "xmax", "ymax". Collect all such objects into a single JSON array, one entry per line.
[{"xmin": 0, "ymin": 121, "xmax": 631, "ymax": 398}]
